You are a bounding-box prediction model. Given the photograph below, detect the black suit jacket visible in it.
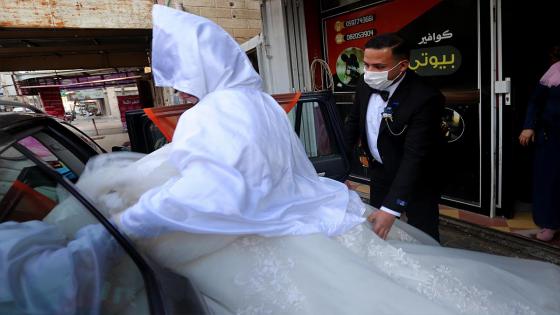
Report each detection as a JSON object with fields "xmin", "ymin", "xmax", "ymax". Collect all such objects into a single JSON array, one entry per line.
[{"xmin": 343, "ymin": 70, "xmax": 445, "ymax": 214}]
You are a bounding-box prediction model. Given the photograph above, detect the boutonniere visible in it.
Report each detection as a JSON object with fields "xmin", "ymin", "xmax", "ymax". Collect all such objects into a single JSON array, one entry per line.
[
  {"xmin": 383, "ymin": 102, "xmax": 408, "ymax": 135},
  {"xmin": 382, "ymin": 102, "xmax": 399, "ymax": 122}
]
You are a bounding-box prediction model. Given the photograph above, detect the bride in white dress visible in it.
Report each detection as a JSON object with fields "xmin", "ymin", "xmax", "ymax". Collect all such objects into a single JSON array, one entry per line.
[{"xmin": 52, "ymin": 5, "xmax": 560, "ymax": 315}]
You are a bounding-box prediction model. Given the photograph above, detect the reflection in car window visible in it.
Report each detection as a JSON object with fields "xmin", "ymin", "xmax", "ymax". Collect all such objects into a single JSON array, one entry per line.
[
  {"xmin": 150, "ymin": 123, "xmax": 169, "ymax": 151},
  {"xmin": 60, "ymin": 122, "xmax": 105, "ymax": 154},
  {"xmin": 0, "ymin": 145, "xmax": 150, "ymax": 315},
  {"xmin": 297, "ymin": 101, "xmax": 335, "ymax": 158},
  {"xmin": 18, "ymin": 136, "xmax": 78, "ymax": 181}
]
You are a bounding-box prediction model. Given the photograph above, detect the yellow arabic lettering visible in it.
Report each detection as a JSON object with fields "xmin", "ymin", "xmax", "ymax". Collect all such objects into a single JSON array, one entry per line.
[
  {"xmin": 409, "ymin": 59, "xmax": 421, "ymax": 70},
  {"xmin": 429, "ymin": 55, "xmax": 440, "ymax": 68},
  {"xmin": 410, "ymin": 52, "xmax": 456, "ymax": 71},
  {"xmin": 410, "ymin": 53, "xmax": 430, "ymax": 70},
  {"xmin": 446, "ymin": 53, "xmax": 455, "ymax": 65}
]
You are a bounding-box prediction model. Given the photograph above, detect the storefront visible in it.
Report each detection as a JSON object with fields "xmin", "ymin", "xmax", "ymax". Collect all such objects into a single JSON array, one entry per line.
[{"xmin": 258, "ymin": 0, "xmax": 559, "ymax": 218}]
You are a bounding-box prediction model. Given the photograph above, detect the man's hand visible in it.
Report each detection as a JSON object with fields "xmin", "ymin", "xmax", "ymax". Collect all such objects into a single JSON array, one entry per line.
[
  {"xmin": 519, "ymin": 129, "xmax": 535, "ymax": 146},
  {"xmin": 367, "ymin": 210, "xmax": 396, "ymax": 240}
]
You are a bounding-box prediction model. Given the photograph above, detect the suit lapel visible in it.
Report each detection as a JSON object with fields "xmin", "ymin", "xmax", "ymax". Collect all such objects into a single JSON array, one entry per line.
[{"xmin": 379, "ymin": 71, "xmax": 413, "ymax": 135}]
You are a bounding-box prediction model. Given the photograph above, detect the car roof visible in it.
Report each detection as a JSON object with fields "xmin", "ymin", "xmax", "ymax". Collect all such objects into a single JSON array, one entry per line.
[
  {"xmin": 0, "ymin": 111, "xmax": 49, "ymax": 127},
  {"xmin": 0, "ymin": 112, "xmax": 51, "ymax": 143},
  {"xmin": 0, "ymin": 99, "xmax": 44, "ymax": 113}
]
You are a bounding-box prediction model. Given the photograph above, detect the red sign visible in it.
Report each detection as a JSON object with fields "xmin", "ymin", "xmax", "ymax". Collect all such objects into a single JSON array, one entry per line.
[
  {"xmin": 39, "ymin": 87, "xmax": 65, "ymax": 117},
  {"xmin": 323, "ymin": 0, "xmax": 440, "ymax": 91},
  {"xmin": 117, "ymin": 95, "xmax": 142, "ymax": 128}
]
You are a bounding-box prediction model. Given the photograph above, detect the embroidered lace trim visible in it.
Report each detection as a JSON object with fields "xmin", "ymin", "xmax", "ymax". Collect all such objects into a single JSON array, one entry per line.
[
  {"xmin": 335, "ymin": 224, "xmax": 535, "ymax": 315},
  {"xmin": 233, "ymin": 237, "xmax": 305, "ymax": 315}
]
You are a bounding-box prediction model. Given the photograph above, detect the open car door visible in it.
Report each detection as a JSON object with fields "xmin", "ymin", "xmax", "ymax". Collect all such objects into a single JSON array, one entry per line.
[
  {"xmin": 290, "ymin": 91, "xmax": 350, "ymax": 181},
  {"xmin": 125, "ymin": 91, "xmax": 350, "ymax": 181}
]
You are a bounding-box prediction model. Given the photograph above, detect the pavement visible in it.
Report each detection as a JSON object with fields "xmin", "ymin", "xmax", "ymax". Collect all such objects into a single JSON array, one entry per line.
[
  {"xmin": 439, "ymin": 216, "xmax": 560, "ymax": 265},
  {"xmin": 68, "ymin": 115, "xmax": 130, "ymax": 151}
]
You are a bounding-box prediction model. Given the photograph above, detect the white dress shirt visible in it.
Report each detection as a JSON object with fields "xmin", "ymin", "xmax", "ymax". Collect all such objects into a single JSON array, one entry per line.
[{"xmin": 365, "ymin": 74, "xmax": 405, "ymax": 217}]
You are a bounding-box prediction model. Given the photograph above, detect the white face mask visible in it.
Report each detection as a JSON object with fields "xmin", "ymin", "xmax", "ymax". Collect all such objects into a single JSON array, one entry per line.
[{"xmin": 363, "ymin": 61, "xmax": 404, "ymax": 90}]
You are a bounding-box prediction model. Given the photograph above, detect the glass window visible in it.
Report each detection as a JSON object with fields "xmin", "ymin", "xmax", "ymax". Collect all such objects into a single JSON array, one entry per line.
[
  {"xmin": 0, "ymin": 144, "xmax": 150, "ymax": 315},
  {"xmin": 17, "ymin": 136, "xmax": 79, "ymax": 181},
  {"xmin": 16, "ymin": 129, "xmax": 97, "ymax": 182},
  {"xmin": 149, "ymin": 123, "xmax": 168, "ymax": 151},
  {"xmin": 297, "ymin": 101, "xmax": 336, "ymax": 158},
  {"xmin": 60, "ymin": 122, "xmax": 105, "ymax": 155}
]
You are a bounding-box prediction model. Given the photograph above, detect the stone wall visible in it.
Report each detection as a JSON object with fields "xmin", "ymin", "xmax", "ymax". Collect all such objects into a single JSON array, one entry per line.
[{"xmin": 172, "ymin": 0, "xmax": 262, "ymax": 43}]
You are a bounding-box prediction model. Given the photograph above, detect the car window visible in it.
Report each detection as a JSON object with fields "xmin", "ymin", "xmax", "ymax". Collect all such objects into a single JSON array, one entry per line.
[
  {"xmin": 296, "ymin": 101, "xmax": 336, "ymax": 158},
  {"xmin": 16, "ymin": 129, "xmax": 100, "ymax": 182},
  {"xmin": 17, "ymin": 136, "xmax": 79, "ymax": 181},
  {"xmin": 60, "ymin": 121, "xmax": 106, "ymax": 154},
  {"xmin": 0, "ymin": 144, "xmax": 150, "ymax": 315},
  {"xmin": 149, "ymin": 123, "xmax": 169, "ymax": 151}
]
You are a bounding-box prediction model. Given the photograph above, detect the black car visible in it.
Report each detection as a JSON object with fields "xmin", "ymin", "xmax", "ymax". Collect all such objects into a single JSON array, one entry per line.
[
  {"xmin": 0, "ymin": 93, "xmax": 350, "ymax": 314},
  {"xmin": 0, "ymin": 101, "xmax": 209, "ymax": 315}
]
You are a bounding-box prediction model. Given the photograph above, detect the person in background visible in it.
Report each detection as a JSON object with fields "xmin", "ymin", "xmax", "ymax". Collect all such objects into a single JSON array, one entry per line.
[
  {"xmin": 519, "ymin": 44, "xmax": 560, "ymax": 242},
  {"xmin": 343, "ymin": 33, "xmax": 445, "ymax": 241}
]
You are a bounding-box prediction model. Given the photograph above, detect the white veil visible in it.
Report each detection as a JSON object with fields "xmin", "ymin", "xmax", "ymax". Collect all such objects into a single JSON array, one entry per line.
[{"xmin": 117, "ymin": 5, "xmax": 365, "ymax": 238}]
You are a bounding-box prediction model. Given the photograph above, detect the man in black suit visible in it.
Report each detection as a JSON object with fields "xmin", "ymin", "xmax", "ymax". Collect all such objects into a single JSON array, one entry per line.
[{"xmin": 344, "ymin": 33, "xmax": 445, "ymax": 241}]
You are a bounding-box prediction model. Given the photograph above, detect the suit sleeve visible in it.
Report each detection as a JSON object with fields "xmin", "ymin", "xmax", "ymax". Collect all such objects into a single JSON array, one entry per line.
[{"xmin": 382, "ymin": 92, "xmax": 444, "ymax": 213}]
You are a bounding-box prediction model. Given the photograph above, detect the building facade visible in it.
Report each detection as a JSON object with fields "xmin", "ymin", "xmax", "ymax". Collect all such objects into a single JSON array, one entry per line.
[{"xmin": 255, "ymin": 0, "xmax": 560, "ymax": 218}]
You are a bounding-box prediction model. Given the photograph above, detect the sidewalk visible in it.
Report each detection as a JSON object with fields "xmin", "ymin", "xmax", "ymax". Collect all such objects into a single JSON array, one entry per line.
[{"xmin": 69, "ymin": 116, "xmax": 130, "ymax": 152}]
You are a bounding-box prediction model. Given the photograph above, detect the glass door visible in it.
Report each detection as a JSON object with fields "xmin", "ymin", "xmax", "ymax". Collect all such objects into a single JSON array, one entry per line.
[{"xmin": 498, "ymin": 0, "xmax": 560, "ymax": 217}]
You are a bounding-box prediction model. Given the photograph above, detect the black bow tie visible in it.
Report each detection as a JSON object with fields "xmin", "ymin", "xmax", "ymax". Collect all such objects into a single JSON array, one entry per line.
[{"xmin": 370, "ymin": 88, "xmax": 390, "ymax": 102}]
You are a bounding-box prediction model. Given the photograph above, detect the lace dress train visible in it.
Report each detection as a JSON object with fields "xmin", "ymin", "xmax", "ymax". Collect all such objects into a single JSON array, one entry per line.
[{"xmin": 50, "ymin": 150, "xmax": 560, "ymax": 315}]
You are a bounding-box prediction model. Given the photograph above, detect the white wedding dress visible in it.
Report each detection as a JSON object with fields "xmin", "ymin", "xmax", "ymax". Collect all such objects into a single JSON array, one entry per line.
[
  {"xmin": 34, "ymin": 5, "xmax": 560, "ymax": 315},
  {"xmin": 42, "ymin": 146, "xmax": 557, "ymax": 315}
]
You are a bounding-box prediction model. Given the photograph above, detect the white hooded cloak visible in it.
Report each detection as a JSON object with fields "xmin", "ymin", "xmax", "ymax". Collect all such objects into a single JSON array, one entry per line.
[{"xmin": 118, "ymin": 5, "xmax": 365, "ymax": 237}]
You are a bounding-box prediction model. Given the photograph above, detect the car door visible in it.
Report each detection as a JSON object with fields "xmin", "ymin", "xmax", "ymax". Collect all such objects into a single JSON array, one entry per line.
[
  {"xmin": 0, "ymin": 125, "xmax": 208, "ymax": 315},
  {"xmin": 291, "ymin": 91, "xmax": 351, "ymax": 181},
  {"xmin": 124, "ymin": 91, "xmax": 351, "ymax": 181}
]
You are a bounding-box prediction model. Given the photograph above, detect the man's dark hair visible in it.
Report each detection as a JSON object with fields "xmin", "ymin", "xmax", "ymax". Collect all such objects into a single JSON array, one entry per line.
[{"xmin": 365, "ymin": 33, "xmax": 410, "ymax": 61}]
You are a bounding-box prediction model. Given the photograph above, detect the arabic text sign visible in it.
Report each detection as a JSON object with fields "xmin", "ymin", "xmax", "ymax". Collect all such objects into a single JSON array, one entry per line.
[
  {"xmin": 324, "ymin": 9, "xmax": 378, "ymax": 90},
  {"xmin": 117, "ymin": 95, "xmax": 142, "ymax": 127},
  {"xmin": 409, "ymin": 45, "xmax": 462, "ymax": 76},
  {"xmin": 418, "ymin": 29, "xmax": 453, "ymax": 45}
]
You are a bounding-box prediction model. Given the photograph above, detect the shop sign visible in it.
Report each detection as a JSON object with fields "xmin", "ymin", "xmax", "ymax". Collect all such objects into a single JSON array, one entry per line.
[{"xmin": 322, "ymin": 0, "xmax": 440, "ymax": 92}]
